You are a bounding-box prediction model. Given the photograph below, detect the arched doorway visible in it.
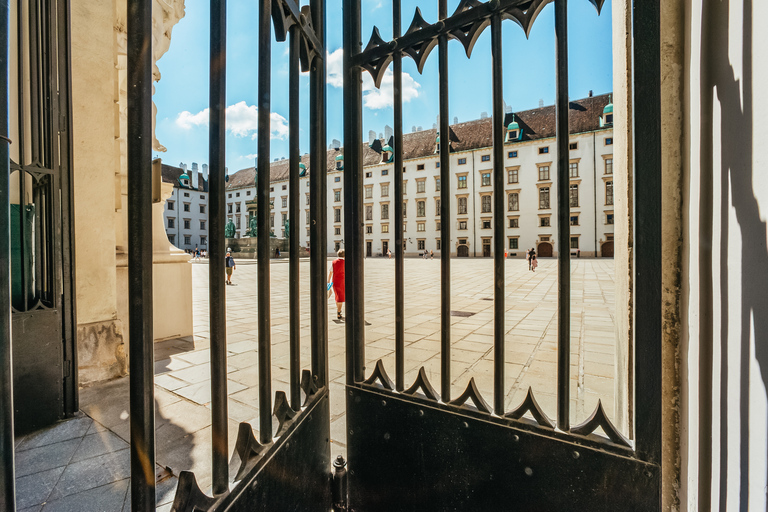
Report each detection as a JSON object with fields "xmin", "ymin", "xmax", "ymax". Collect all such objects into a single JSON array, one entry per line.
[
  {"xmin": 601, "ymin": 241, "xmax": 614, "ymax": 257},
  {"xmin": 457, "ymin": 245, "xmax": 469, "ymax": 257},
  {"xmin": 537, "ymin": 242, "xmax": 553, "ymax": 257}
]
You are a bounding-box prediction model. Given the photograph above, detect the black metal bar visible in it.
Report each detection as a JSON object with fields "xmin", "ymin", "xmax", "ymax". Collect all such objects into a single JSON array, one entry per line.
[
  {"xmin": 257, "ymin": 0, "xmax": 273, "ymax": 444},
  {"xmin": 392, "ymin": 0, "xmax": 404, "ymax": 392},
  {"xmin": 490, "ymin": 13, "xmax": 505, "ymax": 416},
  {"xmin": 438, "ymin": 0, "xmax": 450, "ymax": 402},
  {"xmin": 127, "ymin": 0, "xmax": 156, "ymax": 509},
  {"xmin": 554, "ymin": 0, "xmax": 570, "ymax": 432},
  {"xmin": 16, "ymin": 0, "xmax": 26, "ymax": 312},
  {"xmin": 279, "ymin": 0, "xmax": 323, "ymax": 56},
  {"xmin": 632, "ymin": 0, "xmax": 662, "ymax": 465},
  {"xmin": 28, "ymin": 0, "xmax": 40, "ymax": 165},
  {"xmin": 208, "ymin": 0, "xmax": 228, "ymax": 495},
  {"xmin": 342, "ymin": 0, "xmax": 362, "ymax": 385},
  {"xmin": 288, "ymin": 24, "xmax": 301, "ymax": 410},
  {"xmin": 310, "ymin": 0, "xmax": 328, "ymax": 387},
  {"xmin": 0, "ymin": 1, "xmax": 16, "ymax": 509}
]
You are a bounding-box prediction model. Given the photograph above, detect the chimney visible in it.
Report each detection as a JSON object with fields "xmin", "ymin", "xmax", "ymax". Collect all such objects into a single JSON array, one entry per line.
[
  {"xmin": 432, "ymin": 123, "xmax": 437, "ymax": 130},
  {"xmin": 368, "ymin": 130, "xmax": 376, "ymax": 145},
  {"xmin": 539, "ymin": 99, "xmax": 544, "ymax": 108},
  {"xmin": 589, "ymin": 90, "xmax": 593, "ymax": 97},
  {"xmin": 190, "ymin": 163, "xmax": 198, "ymax": 189},
  {"xmin": 384, "ymin": 125, "xmax": 393, "ymax": 141},
  {"xmin": 378, "ymin": 132, "xmax": 383, "ymax": 139},
  {"xmin": 202, "ymin": 164, "xmax": 209, "ymax": 181},
  {"xmin": 480, "ymin": 112, "xmax": 488, "ymax": 119},
  {"xmin": 453, "ymin": 116, "xmax": 458, "ymax": 125},
  {"xmin": 417, "ymin": 126, "xmax": 422, "ymax": 131},
  {"xmin": 332, "ymin": 139, "xmax": 341, "ymax": 150},
  {"xmin": 412, "ymin": 125, "xmax": 417, "ymax": 132}
]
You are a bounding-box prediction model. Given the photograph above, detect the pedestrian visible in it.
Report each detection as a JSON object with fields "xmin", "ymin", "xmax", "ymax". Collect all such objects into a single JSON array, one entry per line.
[
  {"xmin": 504, "ymin": 250, "xmax": 508, "ymax": 259},
  {"xmin": 430, "ymin": 250, "xmax": 434, "ymax": 259},
  {"xmin": 531, "ymin": 253, "xmax": 538, "ymax": 272},
  {"xmin": 526, "ymin": 248, "xmax": 531, "ymax": 270},
  {"xmin": 387, "ymin": 249, "xmax": 392, "ymax": 259},
  {"xmin": 328, "ymin": 249, "xmax": 345, "ymax": 320},
  {"xmin": 275, "ymin": 247, "xmax": 281, "ymax": 258},
  {"xmin": 225, "ymin": 251, "xmax": 236, "ymax": 285}
]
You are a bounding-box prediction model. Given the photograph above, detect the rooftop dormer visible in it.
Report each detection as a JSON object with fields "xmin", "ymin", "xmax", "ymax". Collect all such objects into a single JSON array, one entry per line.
[{"xmin": 505, "ymin": 115, "xmax": 523, "ymax": 142}]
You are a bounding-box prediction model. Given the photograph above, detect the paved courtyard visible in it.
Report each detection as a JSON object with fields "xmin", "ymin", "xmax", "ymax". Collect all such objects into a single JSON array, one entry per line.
[{"xmin": 14, "ymin": 257, "xmax": 620, "ymax": 510}]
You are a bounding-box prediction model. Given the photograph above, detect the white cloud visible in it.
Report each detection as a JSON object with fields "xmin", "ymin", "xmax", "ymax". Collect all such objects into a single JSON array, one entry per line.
[
  {"xmin": 175, "ymin": 101, "xmax": 289, "ymax": 140},
  {"xmin": 326, "ymin": 49, "xmax": 421, "ymax": 110},
  {"xmin": 244, "ymin": 153, "xmax": 258, "ymax": 160}
]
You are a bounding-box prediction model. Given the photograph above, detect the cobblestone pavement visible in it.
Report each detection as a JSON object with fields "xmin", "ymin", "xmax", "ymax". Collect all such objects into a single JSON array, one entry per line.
[{"xmin": 15, "ymin": 257, "xmax": 619, "ymax": 510}]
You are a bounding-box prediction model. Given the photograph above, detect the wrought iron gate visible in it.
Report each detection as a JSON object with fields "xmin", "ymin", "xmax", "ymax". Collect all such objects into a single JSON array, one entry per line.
[
  {"xmin": 2, "ymin": 0, "xmax": 76, "ymax": 436},
  {"xmin": 341, "ymin": 0, "xmax": 662, "ymax": 510}
]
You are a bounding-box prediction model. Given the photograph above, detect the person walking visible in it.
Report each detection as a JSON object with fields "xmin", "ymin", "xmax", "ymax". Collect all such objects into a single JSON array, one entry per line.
[
  {"xmin": 328, "ymin": 249, "xmax": 345, "ymax": 320},
  {"xmin": 430, "ymin": 250, "xmax": 434, "ymax": 259},
  {"xmin": 531, "ymin": 253, "xmax": 538, "ymax": 272},
  {"xmin": 225, "ymin": 251, "xmax": 236, "ymax": 285},
  {"xmin": 387, "ymin": 249, "xmax": 392, "ymax": 259}
]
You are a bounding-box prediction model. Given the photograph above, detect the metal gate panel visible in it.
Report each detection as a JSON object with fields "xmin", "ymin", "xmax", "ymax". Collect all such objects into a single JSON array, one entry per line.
[{"xmin": 347, "ymin": 385, "xmax": 659, "ymax": 511}]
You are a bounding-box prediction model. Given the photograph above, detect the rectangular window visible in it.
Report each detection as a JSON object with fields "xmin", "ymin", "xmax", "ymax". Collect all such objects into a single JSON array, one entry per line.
[
  {"xmin": 168, "ymin": 202, "xmax": 175, "ymax": 211},
  {"xmin": 270, "ymin": 187, "xmax": 274, "ymax": 192},
  {"xmin": 540, "ymin": 217, "xmax": 551, "ymax": 227},
  {"xmin": 458, "ymin": 158, "xmax": 467, "ymax": 165},
  {"xmin": 570, "ymin": 216, "xmax": 579, "ymax": 226},
  {"xmin": 417, "ymin": 240, "xmax": 425, "ymax": 250},
  {"xmin": 403, "ymin": 181, "xmax": 407, "ymax": 195},
  {"xmin": 403, "ymin": 201, "xmax": 407, "ymax": 218},
  {"xmin": 605, "ymin": 137, "xmax": 613, "ymax": 146},
  {"xmin": 335, "ymin": 176, "xmax": 341, "ymax": 182},
  {"xmin": 270, "ymin": 214, "xmax": 274, "ymax": 228},
  {"xmin": 306, "ymin": 211, "xmax": 310, "ymax": 225},
  {"xmin": 200, "ymin": 236, "xmax": 207, "ymax": 245},
  {"xmin": 570, "ymin": 237, "xmax": 579, "ymax": 249},
  {"xmin": 236, "ymin": 203, "xmax": 241, "ymax": 213},
  {"xmin": 199, "ymin": 204, "xmax": 205, "ymax": 214},
  {"xmin": 481, "ymin": 155, "xmax": 490, "ymax": 162},
  {"xmin": 538, "ymin": 166, "xmax": 550, "ymax": 181},
  {"xmin": 417, "ymin": 164, "xmax": 425, "ymax": 170},
  {"xmin": 366, "ymin": 225, "xmax": 373, "ymax": 234},
  {"xmin": 605, "ymin": 158, "xmax": 613, "ymax": 174},
  {"xmin": 435, "ymin": 178, "xmax": 441, "ymax": 191},
  {"xmin": 481, "ymin": 173, "xmax": 491, "ymax": 186},
  {"xmin": 168, "ymin": 234, "xmax": 175, "ymax": 244},
  {"xmin": 281, "ymin": 197, "xmax": 287, "ymax": 208},
  {"xmin": 247, "ymin": 191, "xmax": 251, "ymax": 196},
  {"xmin": 458, "ymin": 197, "xmax": 468, "ymax": 215},
  {"xmin": 458, "ymin": 221, "xmax": 467, "ymax": 230},
  {"xmin": 417, "ymin": 180, "xmax": 426, "ymax": 193},
  {"xmin": 381, "ymin": 204, "xmax": 389, "ymax": 220},
  {"xmin": 482, "ymin": 220, "xmax": 491, "ymax": 229},
  {"xmin": 458, "ymin": 176, "xmax": 467, "ymax": 189},
  {"xmin": 366, "ymin": 171, "xmax": 372, "ymax": 178},
  {"xmin": 228, "ymin": 193, "xmax": 232, "ymax": 198},
  {"xmin": 436, "ymin": 239, "xmax": 442, "ymax": 250},
  {"xmin": 435, "ymin": 162, "xmax": 440, "ymax": 168},
  {"xmin": 381, "ymin": 184, "xmax": 389, "ymax": 197},
  {"xmin": 569, "ymin": 142, "xmax": 578, "ymax": 150},
  {"xmin": 417, "ymin": 200, "xmax": 426, "ymax": 217},
  {"xmin": 334, "ymin": 209, "xmax": 341, "ymax": 223},
  {"xmin": 334, "ymin": 190, "xmax": 341, "ymax": 202},
  {"xmin": 306, "ymin": 193, "xmax": 310, "ymax": 205},
  {"xmin": 282, "ymin": 185, "xmax": 287, "ymax": 190},
  {"xmin": 606, "ymin": 213, "xmax": 614, "ymax": 224},
  {"xmin": 508, "ymin": 192, "xmax": 519, "ymax": 211},
  {"xmin": 403, "ymin": 223, "xmax": 407, "ymax": 232},
  {"xmin": 436, "ymin": 221, "xmax": 441, "ymax": 230},
  {"xmin": 569, "ymin": 184, "xmax": 579, "ymax": 207},
  {"xmin": 184, "ymin": 235, "xmax": 191, "ymax": 245},
  {"xmin": 481, "ymin": 195, "xmax": 491, "ymax": 213},
  {"xmin": 508, "ymin": 151, "xmax": 518, "ymax": 158},
  {"xmin": 236, "ymin": 192, "xmax": 240, "ymax": 197},
  {"xmin": 507, "ymin": 169, "xmax": 518, "ymax": 184},
  {"xmin": 366, "ymin": 205, "xmax": 373, "ymax": 220},
  {"xmin": 184, "ymin": 192, "xmax": 190, "ymax": 197},
  {"xmin": 606, "ymin": 181, "xmax": 614, "ymax": 205},
  {"xmin": 417, "ymin": 222, "xmax": 426, "ymax": 232},
  {"xmin": 335, "ymin": 227, "xmax": 341, "ymax": 235},
  {"xmin": 539, "ymin": 147, "xmax": 549, "ymax": 154},
  {"xmin": 382, "ymin": 224, "xmax": 389, "ymax": 233},
  {"xmin": 228, "ymin": 204, "xmax": 233, "ymax": 214},
  {"xmin": 184, "ymin": 203, "xmax": 191, "ymax": 212},
  {"xmin": 435, "ymin": 198, "xmax": 441, "ymax": 216},
  {"xmin": 184, "ymin": 219, "xmax": 190, "ymax": 230},
  {"xmin": 539, "ymin": 187, "xmax": 550, "ymax": 209},
  {"xmin": 167, "ymin": 218, "xmax": 175, "ymax": 228},
  {"xmin": 382, "ymin": 169, "xmax": 389, "ymax": 176},
  {"xmin": 569, "ymin": 162, "xmax": 579, "ymax": 178},
  {"xmin": 365, "ymin": 186, "xmax": 373, "ymax": 198},
  {"xmin": 509, "ymin": 238, "xmax": 519, "ymax": 250},
  {"xmin": 508, "ymin": 218, "xmax": 519, "ymax": 228},
  {"xmin": 200, "ymin": 195, "xmax": 205, "ymax": 200},
  {"xmin": 200, "ymin": 220, "xmax": 206, "ymax": 230}
]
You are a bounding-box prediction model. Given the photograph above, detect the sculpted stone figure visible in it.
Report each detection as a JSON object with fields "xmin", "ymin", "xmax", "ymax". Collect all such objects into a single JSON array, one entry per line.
[
  {"xmin": 249, "ymin": 216, "xmax": 258, "ymax": 237},
  {"xmin": 225, "ymin": 219, "xmax": 236, "ymax": 239}
]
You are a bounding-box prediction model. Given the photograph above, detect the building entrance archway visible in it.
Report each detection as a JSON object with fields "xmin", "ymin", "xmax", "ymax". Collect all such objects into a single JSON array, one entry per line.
[
  {"xmin": 601, "ymin": 241, "xmax": 614, "ymax": 257},
  {"xmin": 537, "ymin": 242, "xmax": 553, "ymax": 258},
  {"xmin": 457, "ymin": 244, "xmax": 469, "ymax": 257}
]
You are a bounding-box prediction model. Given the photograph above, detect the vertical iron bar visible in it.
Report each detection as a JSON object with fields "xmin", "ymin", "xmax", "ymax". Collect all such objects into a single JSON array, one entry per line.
[
  {"xmin": 343, "ymin": 0, "xmax": 363, "ymax": 384},
  {"xmin": 490, "ymin": 13, "xmax": 505, "ymax": 415},
  {"xmin": 554, "ymin": 0, "xmax": 570, "ymax": 431},
  {"xmin": 438, "ymin": 0, "xmax": 450, "ymax": 402},
  {"xmin": 208, "ymin": 0, "xmax": 228, "ymax": 495},
  {"xmin": 256, "ymin": 0, "xmax": 273, "ymax": 444},
  {"xmin": 127, "ymin": 0, "xmax": 156, "ymax": 509},
  {"xmin": 0, "ymin": 1, "xmax": 16, "ymax": 509},
  {"xmin": 288, "ymin": 25, "xmax": 301, "ymax": 410},
  {"xmin": 28, "ymin": 0, "xmax": 39, "ymax": 164},
  {"xmin": 632, "ymin": 0, "xmax": 662, "ymax": 465},
  {"xmin": 310, "ymin": 0, "xmax": 328, "ymax": 387},
  {"xmin": 15, "ymin": 0, "xmax": 26, "ymax": 312},
  {"xmin": 392, "ymin": 0, "xmax": 404, "ymax": 392}
]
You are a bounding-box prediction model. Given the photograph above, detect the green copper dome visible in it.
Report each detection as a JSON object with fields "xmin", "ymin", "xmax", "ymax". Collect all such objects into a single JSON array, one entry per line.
[
  {"xmin": 335, "ymin": 154, "xmax": 344, "ymax": 161},
  {"xmin": 507, "ymin": 120, "xmax": 520, "ymax": 131},
  {"xmin": 299, "ymin": 162, "xmax": 307, "ymax": 169},
  {"xmin": 179, "ymin": 173, "xmax": 190, "ymax": 180},
  {"xmin": 603, "ymin": 103, "xmax": 613, "ymax": 114},
  {"xmin": 382, "ymin": 144, "xmax": 393, "ymax": 152}
]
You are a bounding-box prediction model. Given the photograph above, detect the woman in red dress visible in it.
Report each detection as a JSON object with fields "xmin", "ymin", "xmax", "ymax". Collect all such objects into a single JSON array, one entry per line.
[{"xmin": 328, "ymin": 249, "xmax": 345, "ymax": 319}]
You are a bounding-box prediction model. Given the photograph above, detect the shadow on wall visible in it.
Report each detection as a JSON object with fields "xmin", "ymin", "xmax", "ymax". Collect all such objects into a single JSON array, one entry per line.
[{"xmin": 700, "ymin": 0, "xmax": 768, "ymax": 509}]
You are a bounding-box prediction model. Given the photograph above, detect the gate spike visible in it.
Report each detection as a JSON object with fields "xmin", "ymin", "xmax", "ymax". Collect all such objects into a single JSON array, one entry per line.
[
  {"xmin": 449, "ymin": 19, "xmax": 491, "ymax": 58},
  {"xmin": 502, "ymin": 0, "xmax": 548, "ymax": 39},
  {"xmin": 587, "ymin": 0, "xmax": 607, "ymax": 15},
  {"xmin": 270, "ymin": 0, "xmax": 296, "ymax": 42},
  {"xmin": 451, "ymin": 0, "xmax": 484, "ymax": 16},
  {"xmin": 300, "ymin": 369, "xmax": 319, "ymax": 406},
  {"xmin": 364, "ymin": 26, "xmax": 388, "ymax": 53},
  {"xmin": 231, "ymin": 422, "xmax": 266, "ymax": 481},
  {"xmin": 404, "ymin": 7, "xmax": 430, "ymax": 37},
  {"xmin": 402, "ymin": 367, "xmax": 439, "ymax": 401},
  {"xmin": 504, "ymin": 386, "xmax": 554, "ymax": 429},
  {"xmin": 448, "ymin": 378, "xmax": 491, "ymax": 414},
  {"xmin": 171, "ymin": 471, "xmax": 218, "ymax": 512},
  {"xmin": 273, "ymin": 390, "xmax": 298, "ymax": 437},
  {"xmin": 571, "ymin": 400, "xmax": 631, "ymax": 447},
  {"xmin": 363, "ymin": 359, "xmax": 395, "ymax": 390}
]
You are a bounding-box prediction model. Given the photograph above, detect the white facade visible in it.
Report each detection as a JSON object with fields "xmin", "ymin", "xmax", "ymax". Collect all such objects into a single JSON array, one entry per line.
[{"xmin": 163, "ymin": 163, "xmax": 210, "ymax": 252}]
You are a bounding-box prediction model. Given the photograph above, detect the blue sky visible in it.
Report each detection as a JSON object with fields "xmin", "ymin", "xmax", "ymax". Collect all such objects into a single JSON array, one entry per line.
[{"xmin": 154, "ymin": 0, "xmax": 613, "ymax": 171}]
